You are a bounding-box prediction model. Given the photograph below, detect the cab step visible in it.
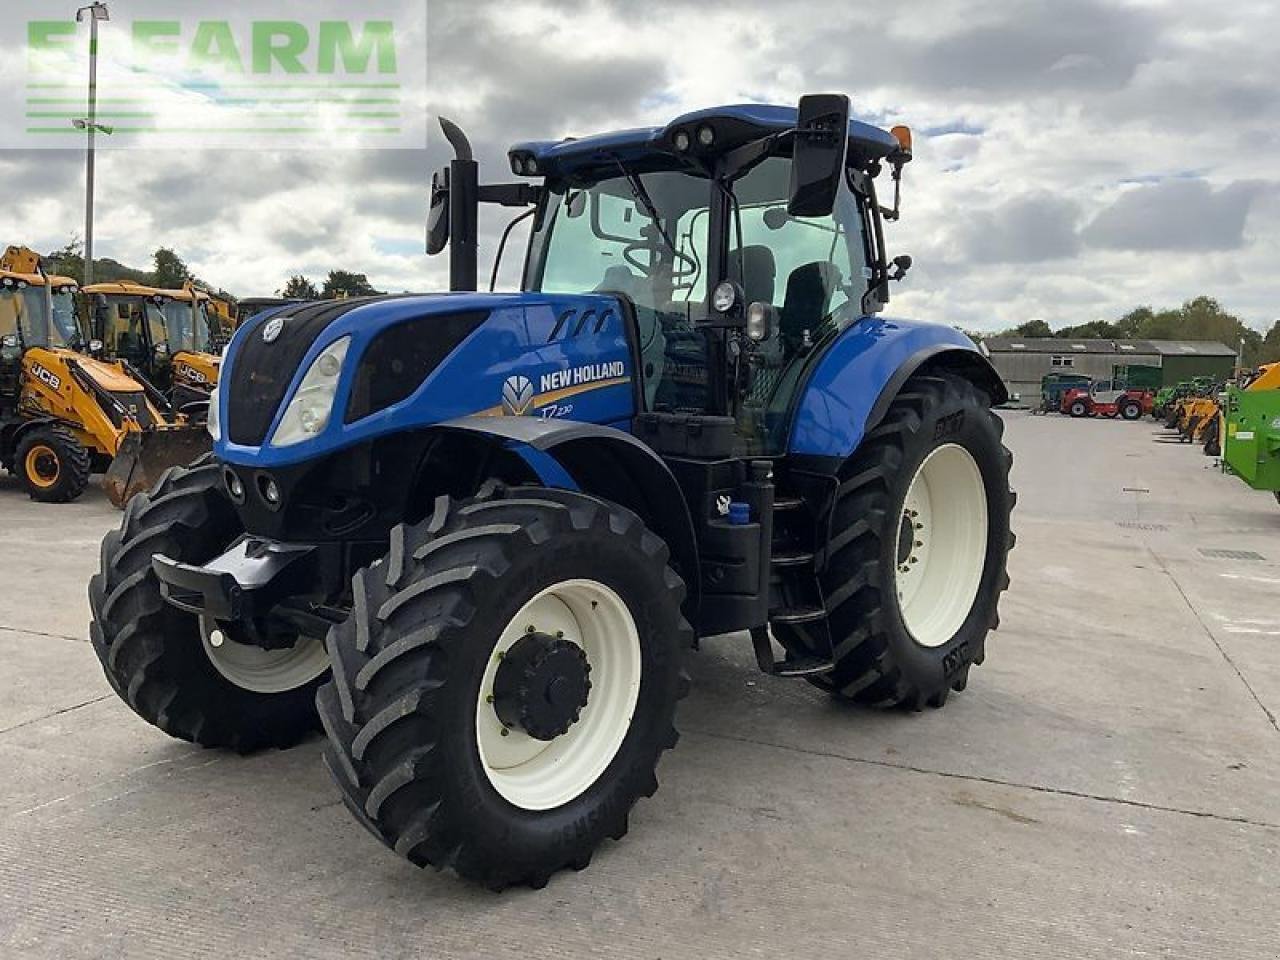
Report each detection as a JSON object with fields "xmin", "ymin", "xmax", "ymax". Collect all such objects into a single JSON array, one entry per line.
[
  {"xmin": 750, "ymin": 626, "xmax": 833, "ymax": 677},
  {"xmin": 771, "ymin": 550, "xmax": 814, "ymax": 569},
  {"xmin": 770, "ymin": 605, "xmax": 825, "ymax": 625}
]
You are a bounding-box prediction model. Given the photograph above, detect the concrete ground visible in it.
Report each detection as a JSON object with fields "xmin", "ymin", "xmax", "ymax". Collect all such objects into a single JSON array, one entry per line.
[{"xmin": 1, "ymin": 413, "xmax": 1277, "ymax": 959}]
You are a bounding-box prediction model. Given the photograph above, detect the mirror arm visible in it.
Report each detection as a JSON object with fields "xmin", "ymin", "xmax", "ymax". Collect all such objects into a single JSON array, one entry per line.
[{"xmin": 477, "ymin": 183, "xmax": 543, "ymax": 207}]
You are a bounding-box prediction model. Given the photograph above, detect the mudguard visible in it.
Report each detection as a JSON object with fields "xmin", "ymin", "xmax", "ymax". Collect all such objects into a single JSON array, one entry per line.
[
  {"xmin": 788, "ymin": 316, "xmax": 1006, "ymax": 462},
  {"xmin": 439, "ymin": 415, "xmax": 700, "ymax": 614}
]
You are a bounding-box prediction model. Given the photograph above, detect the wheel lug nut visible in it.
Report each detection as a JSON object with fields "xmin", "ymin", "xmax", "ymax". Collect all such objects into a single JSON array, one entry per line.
[
  {"xmin": 915, "ymin": 540, "xmax": 923, "ymax": 548},
  {"xmin": 909, "ymin": 556, "xmax": 919, "ymax": 564},
  {"xmin": 500, "ymin": 727, "xmax": 510, "ymax": 737}
]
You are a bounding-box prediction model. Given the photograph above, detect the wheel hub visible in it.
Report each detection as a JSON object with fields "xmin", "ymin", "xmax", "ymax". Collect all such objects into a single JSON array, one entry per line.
[{"xmin": 492, "ymin": 632, "xmax": 592, "ymax": 741}]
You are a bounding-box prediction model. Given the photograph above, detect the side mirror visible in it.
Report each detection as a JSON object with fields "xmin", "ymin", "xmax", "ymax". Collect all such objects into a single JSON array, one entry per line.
[
  {"xmin": 788, "ymin": 93, "xmax": 850, "ymax": 218},
  {"xmin": 889, "ymin": 254, "xmax": 913, "ymax": 281},
  {"xmin": 426, "ymin": 167, "xmax": 450, "ymax": 255}
]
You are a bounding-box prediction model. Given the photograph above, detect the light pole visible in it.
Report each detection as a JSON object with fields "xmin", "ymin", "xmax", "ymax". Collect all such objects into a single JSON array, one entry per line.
[{"xmin": 75, "ymin": 2, "xmax": 109, "ymax": 287}]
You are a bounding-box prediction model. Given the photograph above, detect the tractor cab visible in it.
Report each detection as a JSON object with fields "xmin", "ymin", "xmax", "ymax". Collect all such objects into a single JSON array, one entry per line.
[
  {"xmin": 429, "ymin": 97, "xmax": 924, "ymax": 455},
  {"xmin": 84, "ymin": 280, "xmax": 222, "ymax": 410},
  {"xmin": 0, "ymin": 251, "xmax": 82, "ymax": 412}
]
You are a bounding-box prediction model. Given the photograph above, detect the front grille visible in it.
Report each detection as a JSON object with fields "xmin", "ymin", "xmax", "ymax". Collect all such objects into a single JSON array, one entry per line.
[
  {"xmin": 109, "ymin": 390, "xmax": 155, "ymax": 429},
  {"xmin": 345, "ymin": 310, "xmax": 488, "ymax": 424},
  {"xmin": 226, "ymin": 298, "xmax": 380, "ymax": 446}
]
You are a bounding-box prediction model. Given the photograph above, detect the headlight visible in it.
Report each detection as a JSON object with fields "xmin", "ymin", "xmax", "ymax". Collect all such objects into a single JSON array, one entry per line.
[
  {"xmin": 270, "ymin": 336, "xmax": 350, "ymax": 448},
  {"xmin": 206, "ymin": 385, "xmax": 221, "ymax": 441}
]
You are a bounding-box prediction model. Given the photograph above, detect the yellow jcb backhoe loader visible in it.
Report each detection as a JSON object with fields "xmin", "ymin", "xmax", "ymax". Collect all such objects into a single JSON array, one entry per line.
[
  {"xmin": 0, "ymin": 246, "xmax": 209, "ymax": 505},
  {"xmin": 83, "ymin": 279, "xmax": 224, "ymax": 414}
]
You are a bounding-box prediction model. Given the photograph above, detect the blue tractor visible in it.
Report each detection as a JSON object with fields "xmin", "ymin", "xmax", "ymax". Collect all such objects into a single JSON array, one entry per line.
[{"xmin": 89, "ymin": 95, "xmax": 1014, "ymax": 889}]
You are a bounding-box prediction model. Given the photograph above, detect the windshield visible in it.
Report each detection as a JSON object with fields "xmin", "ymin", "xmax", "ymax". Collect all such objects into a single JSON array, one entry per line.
[
  {"xmin": 159, "ymin": 300, "xmax": 204, "ymax": 353},
  {"xmin": 0, "ymin": 286, "xmax": 78, "ymax": 348},
  {"xmin": 530, "ymin": 170, "xmax": 712, "ymax": 410}
]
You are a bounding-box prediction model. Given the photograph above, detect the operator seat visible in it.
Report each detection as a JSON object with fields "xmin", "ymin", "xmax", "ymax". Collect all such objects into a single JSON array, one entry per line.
[
  {"xmin": 780, "ymin": 261, "xmax": 841, "ymax": 346},
  {"xmin": 727, "ymin": 245, "xmax": 776, "ymax": 306}
]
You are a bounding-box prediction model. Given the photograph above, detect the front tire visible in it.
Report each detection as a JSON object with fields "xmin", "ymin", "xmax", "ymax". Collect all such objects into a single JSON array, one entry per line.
[
  {"xmin": 16, "ymin": 425, "xmax": 90, "ymax": 503},
  {"xmin": 318, "ymin": 487, "xmax": 692, "ymax": 889},
  {"xmin": 88, "ymin": 458, "xmax": 327, "ymax": 751},
  {"xmin": 1120, "ymin": 400, "xmax": 1142, "ymax": 420},
  {"xmin": 780, "ymin": 374, "xmax": 1014, "ymax": 709},
  {"xmin": 1069, "ymin": 400, "xmax": 1088, "ymax": 418}
]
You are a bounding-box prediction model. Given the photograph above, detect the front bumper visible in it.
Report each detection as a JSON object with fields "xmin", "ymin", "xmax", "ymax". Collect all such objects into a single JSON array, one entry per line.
[{"xmin": 152, "ymin": 537, "xmax": 320, "ymax": 621}]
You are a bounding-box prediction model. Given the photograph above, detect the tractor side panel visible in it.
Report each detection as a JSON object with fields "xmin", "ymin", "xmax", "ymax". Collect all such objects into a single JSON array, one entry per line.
[{"xmin": 788, "ymin": 317, "xmax": 987, "ymax": 459}]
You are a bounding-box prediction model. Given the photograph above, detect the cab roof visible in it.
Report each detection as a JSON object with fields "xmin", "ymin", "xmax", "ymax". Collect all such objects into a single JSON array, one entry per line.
[
  {"xmin": 0, "ymin": 270, "xmax": 77, "ymax": 289},
  {"xmin": 509, "ymin": 103, "xmax": 902, "ymax": 182},
  {"xmin": 85, "ymin": 280, "xmax": 210, "ymax": 302}
]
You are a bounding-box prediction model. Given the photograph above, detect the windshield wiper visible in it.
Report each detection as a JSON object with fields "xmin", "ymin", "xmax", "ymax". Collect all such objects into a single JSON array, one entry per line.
[{"xmin": 611, "ymin": 157, "xmax": 679, "ymax": 256}]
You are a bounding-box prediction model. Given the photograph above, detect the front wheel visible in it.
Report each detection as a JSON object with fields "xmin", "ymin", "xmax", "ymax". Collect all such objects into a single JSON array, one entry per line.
[
  {"xmin": 1120, "ymin": 400, "xmax": 1142, "ymax": 420},
  {"xmin": 1069, "ymin": 400, "xmax": 1089, "ymax": 418},
  {"xmin": 16, "ymin": 425, "xmax": 90, "ymax": 503},
  {"xmin": 318, "ymin": 487, "xmax": 693, "ymax": 889},
  {"xmin": 88, "ymin": 458, "xmax": 328, "ymax": 751},
  {"xmin": 779, "ymin": 374, "xmax": 1014, "ymax": 709}
]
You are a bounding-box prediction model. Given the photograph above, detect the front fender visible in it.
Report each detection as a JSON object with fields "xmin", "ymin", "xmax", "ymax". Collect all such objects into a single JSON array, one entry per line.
[
  {"xmin": 788, "ymin": 316, "xmax": 1004, "ymax": 461},
  {"xmin": 438, "ymin": 416, "xmax": 700, "ymax": 616}
]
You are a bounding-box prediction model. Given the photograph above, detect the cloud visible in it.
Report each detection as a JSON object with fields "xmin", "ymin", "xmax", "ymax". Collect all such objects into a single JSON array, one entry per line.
[
  {"xmin": 953, "ymin": 192, "xmax": 1082, "ymax": 263},
  {"xmin": 1082, "ymin": 179, "xmax": 1267, "ymax": 252},
  {"xmin": 0, "ymin": 0, "xmax": 1279, "ymax": 331}
]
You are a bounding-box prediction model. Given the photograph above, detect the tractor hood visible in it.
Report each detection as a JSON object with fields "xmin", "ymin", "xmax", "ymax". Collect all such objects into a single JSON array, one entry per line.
[{"xmin": 216, "ymin": 292, "xmax": 636, "ymax": 468}]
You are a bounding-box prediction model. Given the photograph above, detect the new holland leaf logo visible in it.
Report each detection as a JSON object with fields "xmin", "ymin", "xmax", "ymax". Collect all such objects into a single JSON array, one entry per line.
[{"xmin": 502, "ymin": 375, "xmax": 535, "ymax": 416}]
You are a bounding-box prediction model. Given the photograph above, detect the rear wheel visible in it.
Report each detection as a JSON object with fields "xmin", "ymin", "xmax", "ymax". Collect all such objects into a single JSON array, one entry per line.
[
  {"xmin": 318, "ymin": 486, "xmax": 692, "ymax": 889},
  {"xmin": 16, "ymin": 425, "xmax": 90, "ymax": 503},
  {"xmin": 1069, "ymin": 400, "xmax": 1088, "ymax": 418},
  {"xmin": 1120, "ymin": 400, "xmax": 1141, "ymax": 420},
  {"xmin": 778, "ymin": 374, "xmax": 1014, "ymax": 709},
  {"xmin": 89, "ymin": 458, "xmax": 327, "ymax": 751}
]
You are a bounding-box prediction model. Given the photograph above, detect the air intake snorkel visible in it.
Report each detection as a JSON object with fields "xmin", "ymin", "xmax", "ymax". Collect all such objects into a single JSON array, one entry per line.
[{"xmin": 439, "ymin": 117, "xmax": 479, "ymax": 293}]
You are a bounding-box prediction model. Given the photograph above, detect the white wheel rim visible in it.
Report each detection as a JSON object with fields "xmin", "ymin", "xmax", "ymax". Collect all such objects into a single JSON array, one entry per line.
[
  {"xmin": 893, "ymin": 443, "xmax": 989, "ymax": 648},
  {"xmin": 476, "ymin": 579, "xmax": 641, "ymax": 811},
  {"xmin": 200, "ymin": 619, "xmax": 329, "ymax": 694}
]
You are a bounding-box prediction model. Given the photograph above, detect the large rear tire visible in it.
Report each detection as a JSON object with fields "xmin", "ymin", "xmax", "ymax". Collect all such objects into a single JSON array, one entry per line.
[
  {"xmin": 16, "ymin": 425, "xmax": 90, "ymax": 503},
  {"xmin": 318, "ymin": 486, "xmax": 692, "ymax": 889},
  {"xmin": 88, "ymin": 457, "xmax": 327, "ymax": 751},
  {"xmin": 779, "ymin": 374, "xmax": 1014, "ymax": 709}
]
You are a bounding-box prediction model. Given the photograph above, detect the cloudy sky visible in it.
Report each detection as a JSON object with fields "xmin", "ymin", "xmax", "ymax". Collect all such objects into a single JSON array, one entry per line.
[{"xmin": 1, "ymin": 0, "xmax": 1277, "ymax": 333}]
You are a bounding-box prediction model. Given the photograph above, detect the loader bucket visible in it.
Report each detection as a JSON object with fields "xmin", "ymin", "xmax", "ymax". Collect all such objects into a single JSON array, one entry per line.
[{"xmin": 102, "ymin": 427, "xmax": 212, "ymax": 509}]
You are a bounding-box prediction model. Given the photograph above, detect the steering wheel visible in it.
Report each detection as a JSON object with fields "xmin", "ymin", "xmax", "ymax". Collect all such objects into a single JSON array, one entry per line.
[{"xmin": 621, "ymin": 239, "xmax": 700, "ymax": 277}]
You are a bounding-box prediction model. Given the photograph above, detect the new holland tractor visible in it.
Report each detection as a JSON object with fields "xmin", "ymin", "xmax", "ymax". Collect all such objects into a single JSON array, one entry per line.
[
  {"xmin": 89, "ymin": 96, "xmax": 1015, "ymax": 889},
  {"xmin": 83, "ymin": 280, "xmax": 223, "ymax": 413},
  {"xmin": 0, "ymin": 247, "xmax": 209, "ymax": 504}
]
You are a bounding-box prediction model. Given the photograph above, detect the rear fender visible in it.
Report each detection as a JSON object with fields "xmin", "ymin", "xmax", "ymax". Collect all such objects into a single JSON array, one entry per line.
[
  {"xmin": 788, "ymin": 317, "xmax": 1007, "ymax": 462},
  {"xmin": 434, "ymin": 416, "xmax": 700, "ymax": 615}
]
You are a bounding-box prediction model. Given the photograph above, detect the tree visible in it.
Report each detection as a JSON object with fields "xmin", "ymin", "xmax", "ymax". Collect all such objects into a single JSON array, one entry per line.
[
  {"xmin": 1259, "ymin": 321, "xmax": 1280, "ymax": 365},
  {"xmin": 47, "ymin": 239, "xmax": 85, "ymax": 284},
  {"xmin": 1006, "ymin": 319, "xmax": 1053, "ymax": 338},
  {"xmin": 1056, "ymin": 320, "xmax": 1121, "ymax": 340},
  {"xmin": 152, "ymin": 248, "xmax": 192, "ymax": 289},
  {"xmin": 280, "ymin": 275, "xmax": 319, "ymax": 299},
  {"xmin": 321, "ymin": 270, "xmax": 380, "ymax": 299}
]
